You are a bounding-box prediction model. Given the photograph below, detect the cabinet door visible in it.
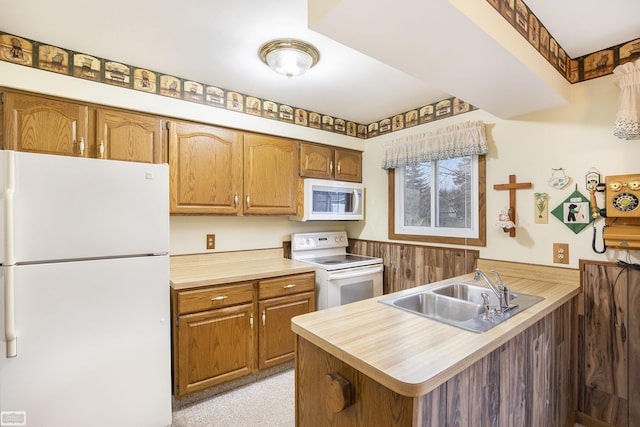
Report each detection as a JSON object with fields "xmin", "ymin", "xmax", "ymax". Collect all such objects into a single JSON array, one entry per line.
[
  {"xmin": 300, "ymin": 143, "xmax": 333, "ymax": 180},
  {"xmin": 243, "ymin": 133, "xmax": 298, "ymax": 215},
  {"xmin": 334, "ymin": 148, "xmax": 362, "ymax": 182},
  {"xmin": 259, "ymin": 292, "xmax": 314, "ymax": 370},
  {"xmin": 168, "ymin": 120, "xmax": 243, "ymax": 214},
  {"xmin": 96, "ymin": 109, "xmax": 163, "ymax": 163},
  {"xmin": 176, "ymin": 303, "xmax": 255, "ymax": 397},
  {"xmin": 3, "ymin": 91, "xmax": 89, "ymax": 157}
]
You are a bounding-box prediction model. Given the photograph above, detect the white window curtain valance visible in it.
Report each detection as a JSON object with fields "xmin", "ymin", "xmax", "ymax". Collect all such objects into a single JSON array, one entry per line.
[
  {"xmin": 381, "ymin": 120, "xmax": 488, "ymax": 169},
  {"xmin": 613, "ymin": 58, "xmax": 640, "ymax": 140}
]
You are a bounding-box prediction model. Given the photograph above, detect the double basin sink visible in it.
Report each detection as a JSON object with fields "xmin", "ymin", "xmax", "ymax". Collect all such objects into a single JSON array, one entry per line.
[{"xmin": 379, "ymin": 280, "xmax": 544, "ymax": 333}]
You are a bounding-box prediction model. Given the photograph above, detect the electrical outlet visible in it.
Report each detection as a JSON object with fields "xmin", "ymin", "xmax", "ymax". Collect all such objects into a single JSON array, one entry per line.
[
  {"xmin": 553, "ymin": 243, "xmax": 569, "ymax": 264},
  {"xmin": 206, "ymin": 234, "xmax": 215, "ymax": 250}
]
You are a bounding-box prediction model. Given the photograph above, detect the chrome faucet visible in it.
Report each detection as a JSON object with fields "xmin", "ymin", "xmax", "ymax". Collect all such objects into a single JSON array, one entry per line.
[{"xmin": 474, "ymin": 268, "xmax": 511, "ymax": 313}]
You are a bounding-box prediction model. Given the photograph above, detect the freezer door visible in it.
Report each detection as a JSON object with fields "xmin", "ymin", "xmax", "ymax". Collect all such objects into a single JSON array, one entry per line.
[
  {"xmin": 10, "ymin": 151, "xmax": 169, "ymax": 263},
  {"xmin": 0, "ymin": 256, "xmax": 171, "ymax": 427}
]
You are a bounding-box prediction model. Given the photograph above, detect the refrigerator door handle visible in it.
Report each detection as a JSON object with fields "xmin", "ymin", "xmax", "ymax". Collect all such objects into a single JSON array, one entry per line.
[
  {"xmin": 4, "ymin": 265, "xmax": 17, "ymax": 358},
  {"xmin": 4, "ymin": 150, "xmax": 15, "ymax": 264},
  {"xmin": 4, "ymin": 151, "xmax": 17, "ymax": 357}
]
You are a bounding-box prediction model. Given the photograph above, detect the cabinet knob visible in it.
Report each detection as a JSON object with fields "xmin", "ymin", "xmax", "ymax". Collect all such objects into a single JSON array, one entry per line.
[
  {"xmin": 262, "ymin": 310, "xmax": 266, "ymax": 326},
  {"xmin": 283, "ymin": 284, "xmax": 296, "ymax": 290},
  {"xmin": 322, "ymin": 372, "xmax": 352, "ymax": 414},
  {"xmin": 246, "ymin": 194, "xmax": 251, "ymax": 209},
  {"xmin": 330, "ymin": 161, "xmax": 333, "ymax": 175},
  {"xmin": 211, "ymin": 295, "xmax": 228, "ymax": 301},
  {"xmin": 99, "ymin": 140, "xmax": 105, "ymax": 158},
  {"xmin": 234, "ymin": 192, "xmax": 238, "ymax": 208}
]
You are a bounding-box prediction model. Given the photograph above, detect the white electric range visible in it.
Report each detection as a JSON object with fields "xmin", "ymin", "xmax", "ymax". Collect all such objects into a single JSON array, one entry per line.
[{"xmin": 291, "ymin": 231, "xmax": 383, "ymax": 310}]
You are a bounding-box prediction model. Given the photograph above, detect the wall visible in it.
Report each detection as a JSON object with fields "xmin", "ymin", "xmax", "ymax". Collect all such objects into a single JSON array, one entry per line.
[
  {"xmin": 3, "ymin": 60, "xmax": 640, "ymax": 264},
  {"xmin": 349, "ymin": 74, "xmax": 640, "ymax": 268},
  {"xmin": 0, "ymin": 61, "xmax": 355, "ymax": 254}
]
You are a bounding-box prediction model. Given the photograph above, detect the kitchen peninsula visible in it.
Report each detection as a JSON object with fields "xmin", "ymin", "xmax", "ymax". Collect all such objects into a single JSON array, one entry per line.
[{"xmin": 292, "ymin": 260, "xmax": 580, "ymax": 426}]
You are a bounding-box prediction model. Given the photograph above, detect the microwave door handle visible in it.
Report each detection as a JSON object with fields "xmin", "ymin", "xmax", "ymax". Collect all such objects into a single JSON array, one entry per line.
[
  {"xmin": 327, "ymin": 265, "xmax": 383, "ymax": 280},
  {"xmin": 352, "ymin": 189, "xmax": 360, "ymax": 214}
]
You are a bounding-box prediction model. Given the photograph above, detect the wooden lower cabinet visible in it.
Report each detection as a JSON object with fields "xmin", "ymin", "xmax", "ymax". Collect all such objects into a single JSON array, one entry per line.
[
  {"xmin": 176, "ymin": 303, "xmax": 255, "ymax": 397},
  {"xmin": 296, "ymin": 300, "xmax": 574, "ymax": 427},
  {"xmin": 172, "ymin": 272, "xmax": 315, "ymax": 398},
  {"xmin": 259, "ymin": 292, "xmax": 315, "ymax": 369}
]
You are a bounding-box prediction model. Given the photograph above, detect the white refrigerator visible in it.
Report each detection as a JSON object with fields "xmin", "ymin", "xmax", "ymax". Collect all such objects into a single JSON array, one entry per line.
[{"xmin": 0, "ymin": 150, "xmax": 172, "ymax": 427}]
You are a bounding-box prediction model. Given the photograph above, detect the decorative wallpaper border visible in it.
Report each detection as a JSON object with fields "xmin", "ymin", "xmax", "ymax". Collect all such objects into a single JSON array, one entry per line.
[
  {"xmin": 0, "ymin": 30, "xmax": 481, "ymax": 140},
  {"xmin": 486, "ymin": 0, "xmax": 640, "ymax": 83}
]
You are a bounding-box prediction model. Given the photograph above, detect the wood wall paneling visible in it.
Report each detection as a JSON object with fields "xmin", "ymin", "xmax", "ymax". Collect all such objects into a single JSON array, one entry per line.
[
  {"xmin": 629, "ymin": 268, "xmax": 640, "ymax": 424},
  {"xmin": 578, "ymin": 260, "xmax": 640, "ymax": 427},
  {"xmin": 288, "ymin": 238, "xmax": 478, "ymax": 295},
  {"xmin": 347, "ymin": 239, "xmax": 479, "ymax": 294}
]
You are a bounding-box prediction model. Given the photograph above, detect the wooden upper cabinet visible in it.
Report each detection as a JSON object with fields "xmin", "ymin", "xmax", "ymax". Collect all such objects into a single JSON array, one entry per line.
[
  {"xmin": 299, "ymin": 143, "xmax": 334, "ymax": 180},
  {"xmin": 243, "ymin": 133, "xmax": 298, "ymax": 215},
  {"xmin": 96, "ymin": 109, "xmax": 163, "ymax": 163},
  {"xmin": 3, "ymin": 91, "xmax": 89, "ymax": 156},
  {"xmin": 334, "ymin": 148, "xmax": 362, "ymax": 182},
  {"xmin": 168, "ymin": 120, "xmax": 243, "ymax": 214},
  {"xmin": 299, "ymin": 142, "xmax": 362, "ymax": 182}
]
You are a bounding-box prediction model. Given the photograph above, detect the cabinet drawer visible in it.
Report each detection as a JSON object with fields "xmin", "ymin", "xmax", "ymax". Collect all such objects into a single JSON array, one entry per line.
[
  {"xmin": 177, "ymin": 282, "xmax": 254, "ymax": 314},
  {"xmin": 259, "ymin": 272, "xmax": 315, "ymax": 300}
]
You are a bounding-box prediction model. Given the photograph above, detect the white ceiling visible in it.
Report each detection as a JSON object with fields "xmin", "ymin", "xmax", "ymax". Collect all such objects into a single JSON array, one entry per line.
[{"xmin": 1, "ymin": 0, "xmax": 638, "ymax": 124}]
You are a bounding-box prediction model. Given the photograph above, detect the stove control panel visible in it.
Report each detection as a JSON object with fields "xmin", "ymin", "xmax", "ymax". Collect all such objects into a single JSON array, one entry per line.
[{"xmin": 291, "ymin": 231, "xmax": 348, "ymax": 251}]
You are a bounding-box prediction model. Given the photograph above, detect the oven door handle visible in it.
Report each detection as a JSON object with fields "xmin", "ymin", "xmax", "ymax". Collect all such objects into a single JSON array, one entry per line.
[{"xmin": 326, "ymin": 264, "xmax": 383, "ymax": 280}]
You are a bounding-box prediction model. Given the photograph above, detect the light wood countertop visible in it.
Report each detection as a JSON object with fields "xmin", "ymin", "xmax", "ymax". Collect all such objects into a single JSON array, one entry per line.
[
  {"xmin": 170, "ymin": 248, "xmax": 316, "ymax": 290},
  {"xmin": 291, "ymin": 259, "xmax": 580, "ymax": 398}
]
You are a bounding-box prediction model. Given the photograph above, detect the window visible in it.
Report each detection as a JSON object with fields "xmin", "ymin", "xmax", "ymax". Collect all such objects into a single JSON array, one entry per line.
[
  {"xmin": 389, "ymin": 155, "xmax": 486, "ymax": 246},
  {"xmin": 382, "ymin": 120, "xmax": 488, "ymax": 245}
]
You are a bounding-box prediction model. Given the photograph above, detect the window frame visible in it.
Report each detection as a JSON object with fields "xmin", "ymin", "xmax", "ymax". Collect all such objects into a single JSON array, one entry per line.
[{"xmin": 387, "ymin": 155, "xmax": 486, "ymax": 246}]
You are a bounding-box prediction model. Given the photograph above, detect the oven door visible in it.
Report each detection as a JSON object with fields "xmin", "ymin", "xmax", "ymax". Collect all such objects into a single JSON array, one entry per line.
[{"xmin": 317, "ymin": 264, "xmax": 383, "ymax": 309}]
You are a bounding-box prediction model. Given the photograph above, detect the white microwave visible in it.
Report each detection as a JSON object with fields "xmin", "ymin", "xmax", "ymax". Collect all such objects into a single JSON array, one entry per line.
[{"xmin": 291, "ymin": 178, "xmax": 364, "ymax": 221}]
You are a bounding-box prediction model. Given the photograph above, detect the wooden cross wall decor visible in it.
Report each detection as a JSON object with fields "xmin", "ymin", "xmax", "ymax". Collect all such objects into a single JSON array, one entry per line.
[{"xmin": 493, "ymin": 174, "xmax": 533, "ymax": 237}]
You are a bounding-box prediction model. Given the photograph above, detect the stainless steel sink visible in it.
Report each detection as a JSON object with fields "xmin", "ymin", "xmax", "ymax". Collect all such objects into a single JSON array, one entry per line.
[
  {"xmin": 391, "ymin": 291, "xmax": 484, "ymax": 322},
  {"xmin": 430, "ymin": 282, "xmax": 518, "ymax": 306},
  {"xmin": 379, "ymin": 280, "xmax": 544, "ymax": 333}
]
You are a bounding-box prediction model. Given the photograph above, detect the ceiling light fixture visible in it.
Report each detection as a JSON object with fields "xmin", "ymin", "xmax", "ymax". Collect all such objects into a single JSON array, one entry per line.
[{"xmin": 259, "ymin": 39, "xmax": 320, "ymax": 78}]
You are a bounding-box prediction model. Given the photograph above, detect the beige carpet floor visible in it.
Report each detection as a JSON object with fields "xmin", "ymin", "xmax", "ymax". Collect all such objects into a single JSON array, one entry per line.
[{"xmin": 171, "ymin": 368, "xmax": 294, "ymax": 427}]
